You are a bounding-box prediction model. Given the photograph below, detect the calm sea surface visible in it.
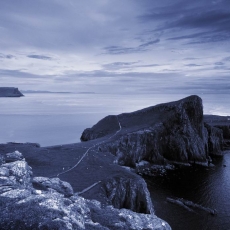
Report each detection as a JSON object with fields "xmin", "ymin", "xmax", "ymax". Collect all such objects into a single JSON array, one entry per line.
[{"xmin": 0, "ymin": 92, "xmax": 229, "ymax": 229}]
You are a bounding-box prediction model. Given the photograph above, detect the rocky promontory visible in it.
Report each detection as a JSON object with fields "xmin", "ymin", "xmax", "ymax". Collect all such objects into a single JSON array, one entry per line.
[
  {"xmin": 0, "ymin": 151, "xmax": 170, "ymax": 229},
  {"xmin": 0, "ymin": 87, "xmax": 24, "ymax": 97},
  {"xmin": 81, "ymin": 95, "xmax": 226, "ymax": 168}
]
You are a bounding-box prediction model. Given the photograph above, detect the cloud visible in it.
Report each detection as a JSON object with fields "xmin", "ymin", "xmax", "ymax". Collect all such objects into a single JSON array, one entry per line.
[
  {"xmin": 139, "ymin": 39, "xmax": 160, "ymax": 48},
  {"xmin": 223, "ymin": 56, "xmax": 230, "ymax": 62},
  {"xmin": 215, "ymin": 62, "xmax": 224, "ymax": 65},
  {"xmin": 0, "ymin": 54, "xmax": 14, "ymax": 59},
  {"xmin": 139, "ymin": 1, "xmax": 230, "ymax": 44},
  {"xmin": 183, "ymin": 58, "xmax": 200, "ymax": 60},
  {"xmin": 0, "ymin": 69, "xmax": 54, "ymax": 79},
  {"xmin": 102, "ymin": 61, "xmax": 161, "ymax": 71},
  {"xmin": 27, "ymin": 55, "xmax": 52, "ymax": 60},
  {"xmin": 103, "ymin": 39, "xmax": 160, "ymax": 54},
  {"xmin": 185, "ymin": 64, "xmax": 202, "ymax": 67}
]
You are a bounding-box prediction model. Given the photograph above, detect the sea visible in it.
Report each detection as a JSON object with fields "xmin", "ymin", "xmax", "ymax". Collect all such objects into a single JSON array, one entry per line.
[{"xmin": 0, "ymin": 92, "xmax": 229, "ymax": 229}]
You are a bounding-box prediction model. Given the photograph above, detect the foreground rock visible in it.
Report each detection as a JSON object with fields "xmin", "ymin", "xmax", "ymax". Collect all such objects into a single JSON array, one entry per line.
[
  {"xmin": 0, "ymin": 87, "xmax": 24, "ymax": 97},
  {"xmin": 0, "ymin": 143, "xmax": 155, "ymax": 215},
  {"xmin": 32, "ymin": 176, "xmax": 74, "ymax": 197},
  {"xmin": 0, "ymin": 151, "xmax": 171, "ymax": 229},
  {"xmin": 81, "ymin": 95, "xmax": 224, "ymax": 168}
]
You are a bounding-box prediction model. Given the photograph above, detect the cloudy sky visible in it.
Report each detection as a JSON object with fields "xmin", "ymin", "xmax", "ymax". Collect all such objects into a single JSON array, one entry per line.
[{"xmin": 0, "ymin": 0, "xmax": 230, "ymax": 94}]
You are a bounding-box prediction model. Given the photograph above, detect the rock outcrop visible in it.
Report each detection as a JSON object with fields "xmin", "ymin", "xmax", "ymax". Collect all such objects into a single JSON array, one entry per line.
[
  {"xmin": 81, "ymin": 95, "xmax": 224, "ymax": 167},
  {"xmin": 204, "ymin": 123, "xmax": 223, "ymax": 156},
  {"xmin": 32, "ymin": 176, "xmax": 74, "ymax": 197},
  {"xmin": 204, "ymin": 115, "xmax": 230, "ymax": 150},
  {"xmin": 0, "ymin": 151, "xmax": 171, "ymax": 230},
  {"xmin": 0, "ymin": 87, "xmax": 24, "ymax": 97},
  {"xmin": 102, "ymin": 176, "xmax": 153, "ymax": 214}
]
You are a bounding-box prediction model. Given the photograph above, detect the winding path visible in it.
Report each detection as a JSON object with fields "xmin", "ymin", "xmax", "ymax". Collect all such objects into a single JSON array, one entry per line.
[{"xmin": 56, "ymin": 116, "xmax": 122, "ymax": 177}]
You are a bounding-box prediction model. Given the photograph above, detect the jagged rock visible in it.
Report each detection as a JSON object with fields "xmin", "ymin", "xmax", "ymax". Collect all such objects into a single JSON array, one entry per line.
[
  {"xmin": 0, "ymin": 87, "xmax": 24, "ymax": 97},
  {"xmin": 83, "ymin": 95, "xmax": 216, "ymax": 166},
  {"xmin": 5, "ymin": 150, "xmax": 24, "ymax": 163},
  {"xmin": 87, "ymin": 199, "xmax": 170, "ymax": 230},
  {"xmin": 204, "ymin": 123, "xmax": 223, "ymax": 156},
  {"xmin": 102, "ymin": 176, "xmax": 153, "ymax": 214},
  {"xmin": 204, "ymin": 115, "xmax": 230, "ymax": 150},
  {"xmin": 0, "ymin": 161, "xmax": 32, "ymax": 188},
  {"xmin": 0, "ymin": 155, "xmax": 171, "ymax": 230},
  {"xmin": 214, "ymin": 125, "xmax": 230, "ymax": 139},
  {"xmin": 32, "ymin": 176, "xmax": 74, "ymax": 197}
]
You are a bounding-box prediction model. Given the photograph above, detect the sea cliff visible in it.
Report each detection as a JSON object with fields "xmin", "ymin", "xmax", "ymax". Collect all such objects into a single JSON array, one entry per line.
[{"xmin": 81, "ymin": 95, "xmax": 227, "ymax": 168}]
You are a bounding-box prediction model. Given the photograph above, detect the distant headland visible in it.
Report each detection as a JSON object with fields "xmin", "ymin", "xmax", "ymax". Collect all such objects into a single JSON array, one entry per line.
[{"xmin": 0, "ymin": 87, "xmax": 24, "ymax": 97}]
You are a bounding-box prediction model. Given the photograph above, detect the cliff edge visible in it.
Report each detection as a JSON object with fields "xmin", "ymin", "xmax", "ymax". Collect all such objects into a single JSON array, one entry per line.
[{"xmin": 81, "ymin": 95, "xmax": 224, "ymax": 167}]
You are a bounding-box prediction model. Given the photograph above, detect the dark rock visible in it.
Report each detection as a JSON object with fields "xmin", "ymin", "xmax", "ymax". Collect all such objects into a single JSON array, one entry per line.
[
  {"xmin": 204, "ymin": 115, "xmax": 230, "ymax": 150},
  {"xmin": 0, "ymin": 87, "xmax": 24, "ymax": 97},
  {"xmin": 215, "ymin": 125, "xmax": 230, "ymax": 140},
  {"xmin": 102, "ymin": 176, "xmax": 153, "ymax": 214},
  {"xmin": 32, "ymin": 176, "xmax": 74, "ymax": 197},
  {"xmin": 81, "ymin": 115, "xmax": 120, "ymax": 141},
  {"xmin": 85, "ymin": 95, "xmax": 216, "ymax": 166},
  {"xmin": 204, "ymin": 123, "xmax": 223, "ymax": 156},
  {"xmin": 167, "ymin": 197, "xmax": 217, "ymax": 215}
]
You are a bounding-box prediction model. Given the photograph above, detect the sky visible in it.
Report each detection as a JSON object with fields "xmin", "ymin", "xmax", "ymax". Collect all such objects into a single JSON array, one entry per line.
[{"xmin": 0, "ymin": 0, "xmax": 230, "ymax": 94}]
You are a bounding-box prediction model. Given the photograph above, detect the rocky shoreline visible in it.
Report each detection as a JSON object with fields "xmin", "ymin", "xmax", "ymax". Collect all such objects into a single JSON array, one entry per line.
[
  {"xmin": 1, "ymin": 95, "xmax": 230, "ymax": 229},
  {"xmin": 0, "ymin": 150, "xmax": 170, "ymax": 229}
]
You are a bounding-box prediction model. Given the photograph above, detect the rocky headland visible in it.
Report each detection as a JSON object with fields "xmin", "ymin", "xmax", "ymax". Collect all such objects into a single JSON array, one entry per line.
[
  {"xmin": 0, "ymin": 87, "xmax": 24, "ymax": 97},
  {"xmin": 81, "ymin": 95, "xmax": 229, "ymax": 170},
  {"xmin": 1, "ymin": 95, "xmax": 230, "ymax": 229}
]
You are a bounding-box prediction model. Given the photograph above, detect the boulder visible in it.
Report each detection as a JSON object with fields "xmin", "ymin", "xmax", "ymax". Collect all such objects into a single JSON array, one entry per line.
[
  {"xmin": 0, "ymin": 160, "xmax": 32, "ymax": 188},
  {"xmin": 32, "ymin": 176, "xmax": 74, "ymax": 197},
  {"xmin": 5, "ymin": 150, "xmax": 24, "ymax": 163}
]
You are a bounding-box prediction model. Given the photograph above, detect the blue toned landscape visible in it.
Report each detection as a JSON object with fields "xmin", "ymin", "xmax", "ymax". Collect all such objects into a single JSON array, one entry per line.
[
  {"xmin": 1, "ymin": 0, "xmax": 230, "ymax": 229},
  {"xmin": 0, "ymin": 92, "xmax": 230, "ymax": 229}
]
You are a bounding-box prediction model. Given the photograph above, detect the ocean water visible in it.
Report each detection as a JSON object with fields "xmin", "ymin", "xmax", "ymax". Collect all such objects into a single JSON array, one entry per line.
[
  {"xmin": 0, "ymin": 92, "xmax": 229, "ymax": 146},
  {"xmin": 0, "ymin": 92, "xmax": 230, "ymax": 229}
]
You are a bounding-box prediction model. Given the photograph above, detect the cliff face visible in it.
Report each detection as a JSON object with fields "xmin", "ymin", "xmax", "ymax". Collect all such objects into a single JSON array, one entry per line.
[
  {"xmin": 204, "ymin": 115, "xmax": 230, "ymax": 150},
  {"xmin": 204, "ymin": 123, "xmax": 223, "ymax": 156},
  {"xmin": 0, "ymin": 87, "xmax": 24, "ymax": 97},
  {"xmin": 0, "ymin": 151, "xmax": 171, "ymax": 230},
  {"xmin": 82, "ymin": 95, "xmax": 223, "ymax": 166},
  {"xmin": 102, "ymin": 176, "xmax": 153, "ymax": 214}
]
